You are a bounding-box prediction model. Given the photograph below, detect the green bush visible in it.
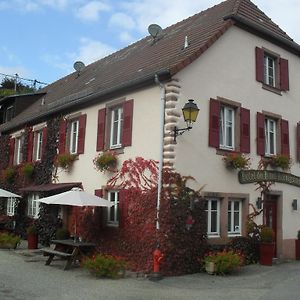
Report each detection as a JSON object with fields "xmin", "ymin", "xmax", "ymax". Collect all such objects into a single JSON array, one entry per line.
[
  {"xmin": 21, "ymin": 163, "xmax": 34, "ymax": 179},
  {"xmin": 83, "ymin": 254, "xmax": 126, "ymax": 278},
  {"xmin": 26, "ymin": 225, "xmax": 38, "ymax": 235},
  {"xmin": 4, "ymin": 167, "xmax": 15, "ymax": 183},
  {"xmin": 227, "ymin": 236, "xmax": 259, "ymax": 264},
  {"xmin": 260, "ymin": 226, "xmax": 274, "ymax": 243},
  {"xmin": 0, "ymin": 233, "xmax": 21, "ymax": 249},
  {"xmin": 203, "ymin": 250, "xmax": 243, "ymax": 275}
]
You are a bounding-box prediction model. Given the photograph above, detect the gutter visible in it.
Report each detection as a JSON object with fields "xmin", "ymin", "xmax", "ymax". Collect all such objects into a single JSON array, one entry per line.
[
  {"xmin": 1, "ymin": 69, "xmax": 171, "ymax": 133},
  {"xmin": 224, "ymin": 14, "xmax": 300, "ymax": 56}
]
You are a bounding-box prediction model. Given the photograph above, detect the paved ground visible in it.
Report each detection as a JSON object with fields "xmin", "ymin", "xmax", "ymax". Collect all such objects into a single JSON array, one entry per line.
[{"xmin": 1, "ymin": 241, "xmax": 300, "ymax": 300}]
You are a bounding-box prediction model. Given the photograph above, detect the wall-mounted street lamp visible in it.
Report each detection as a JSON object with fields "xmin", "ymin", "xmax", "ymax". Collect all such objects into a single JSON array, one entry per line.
[
  {"xmin": 292, "ymin": 199, "xmax": 298, "ymax": 210},
  {"xmin": 173, "ymin": 99, "xmax": 199, "ymax": 142}
]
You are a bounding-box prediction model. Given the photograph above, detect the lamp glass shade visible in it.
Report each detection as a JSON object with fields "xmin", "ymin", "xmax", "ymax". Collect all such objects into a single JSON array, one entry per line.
[{"xmin": 182, "ymin": 99, "xmax": 199, "ymax": 126}]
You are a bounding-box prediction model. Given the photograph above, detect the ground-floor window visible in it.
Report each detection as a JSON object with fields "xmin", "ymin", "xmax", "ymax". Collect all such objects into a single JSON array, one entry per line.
[
  {"xmin": 205, "ymin": 198, "xmax": 220, "ymax": 237},
  {"xmin": 107, "ymin": 191, "xmax": 119, "ymax": 226},
  {"xmin": 228, "ymin": 199, "xmax": 242, "ymax": 236},
  {"xmin": 7, "ymin": 197, "xmax": 16, "ymax": 216},
  {"xmin": 27, "ymin": 194, "xmax": 40, "ymax": 219}
]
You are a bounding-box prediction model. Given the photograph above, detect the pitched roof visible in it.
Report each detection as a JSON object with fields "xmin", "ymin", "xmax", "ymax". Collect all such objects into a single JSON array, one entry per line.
[{"xmin": 1, "ymin": 0, "xmax": 299, "ymax": 133}]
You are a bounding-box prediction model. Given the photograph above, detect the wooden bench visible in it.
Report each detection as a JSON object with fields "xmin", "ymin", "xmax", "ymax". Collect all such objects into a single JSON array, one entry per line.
[{"xmin": 42, "ymin": 248, "xmax": 77, "ymax": 270}]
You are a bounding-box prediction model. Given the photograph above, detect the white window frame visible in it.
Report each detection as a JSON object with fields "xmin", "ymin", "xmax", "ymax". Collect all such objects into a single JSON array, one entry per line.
[
  {"xmin": 206, "ymin": 198, "xmax": 220, "ymax": 237},
  {"xmin": 14, "ymin": 136, "xmax": 24, "ymax": 165},
  {"xmin": 107, "ymin": 191, "xmax": 119, "ymax": 226},
  {"xmin": 27, "ymin": 194, "xmax": 40, "ymax": 219},
  {"xmin": 7, "ymin": 197, "xmax": 16, "ymax": 216},
  {"xmin": 69, "ymin": 120, "xmax": 79, "ymax": 154},
  {"xmin": 5, "ymin": 106, "xmax": 14, "ymax": 122},
  {"xmin": 265, "ymin": 118, "xmax": 277, "ymax": 156},
  {"xmin": 220, "ymin": 106, "xmax": 235, "ymax": 150},
  {"xmin": 227, "ymin": 199, "xmax": 242, "ymax": 236},
  {"xmin": 110, "ymin": 106, "xmax": 123, "ymax": 149},
  {"xmin": 264, "ymin": 54, "xmax": 276, "ymax": 87},
  {"xmin": 34, "ymin": 130, "xmax": 43, "ymax": 161}
]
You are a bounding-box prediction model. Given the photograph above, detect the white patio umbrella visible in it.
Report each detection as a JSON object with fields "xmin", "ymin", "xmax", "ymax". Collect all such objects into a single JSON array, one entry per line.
[
  {"xmin": 34, "ymin": 187, "xmax": 113, "ymax": 236},
  {"xmin": 0, "ymin": 188, "xmax": 21, "ymax": 198}
]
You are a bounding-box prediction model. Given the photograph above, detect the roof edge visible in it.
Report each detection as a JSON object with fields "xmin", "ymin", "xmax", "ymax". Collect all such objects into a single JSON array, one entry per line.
[{"xmin": 224, "ymin": 14, "xmax": 300, "ymax": 56}]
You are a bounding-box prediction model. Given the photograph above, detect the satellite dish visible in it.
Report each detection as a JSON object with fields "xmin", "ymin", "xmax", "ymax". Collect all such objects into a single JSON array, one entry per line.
[
  {"xmin": 73, "ymin": 61, "xmax": 85, "ymax": 73},
  {"xmin": 148, "ymin": 24, "xmax": 162, "ymax": 39}
]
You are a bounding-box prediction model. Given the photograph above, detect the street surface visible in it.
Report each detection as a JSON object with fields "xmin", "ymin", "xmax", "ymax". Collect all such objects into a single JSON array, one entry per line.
[{"xmin": 1, "ymin": 248, "xmax": 300, "ymax": 300}]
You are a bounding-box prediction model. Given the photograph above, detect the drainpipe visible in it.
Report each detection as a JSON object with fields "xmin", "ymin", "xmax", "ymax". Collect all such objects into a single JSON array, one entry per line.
[{"xmin": 154, "ymin": 74, "xmax": 166, "ymax": 231}]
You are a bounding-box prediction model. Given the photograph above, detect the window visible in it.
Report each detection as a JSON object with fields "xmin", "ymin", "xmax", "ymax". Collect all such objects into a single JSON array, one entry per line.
[
  {"xmin": 265, "ymin": 118, "xmax": 277, "ymax": 156},
  {"xmin": 264, "ymin": 54, "xmax": 276, "ymax": 87},
  {"xmin": 27, "ymin": 194, "xmax": 40, "ymax": 219},
  {"xmin": 14, "ymin": 135, "xmax": 24, "ymax": 165},
  {"xmin": 255, "ymin": 47, "xmax": 289, "ymax": 91},
  {"xmin": 5, "ymin": 106, "xmax": 14, "ymax": 122},
  {"xmin": 69, "ymin": 120, "xmax": 79, "ymax": 154},
  {"xmin": 107, "ymin": 191, "xmax": 119, "ymax": 225},
  {"xmin": 110, "ymin": 106, "xmax": 123, "ymax": 149},
  {"xmin": 34, "ymin": 130, "xmax": 43, "ymax": 161},
  {"xmin": 228, "ymin": 200, "xmax": 242, "ymax": 235},
  {"xmin": 7, "ymin": 197, "xmax": 16, "ymax": 216},
  {"xmin": 220, "ymin": 106, "xmax": 235, "ymax": 150},
  {"xmin": 205, "ymin": 198, "xmax": 220, "ymax": 236}
]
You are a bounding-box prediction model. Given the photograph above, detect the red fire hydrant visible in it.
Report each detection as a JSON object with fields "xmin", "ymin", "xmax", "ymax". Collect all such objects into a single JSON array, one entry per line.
[{"xmin": 153, "ymin": 248, "xmax": 163, "ymax": 273}]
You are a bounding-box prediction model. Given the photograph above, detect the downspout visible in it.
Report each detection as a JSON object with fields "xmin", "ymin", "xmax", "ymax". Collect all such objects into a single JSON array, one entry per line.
[{"xmin": 154, "ymin": 74, "xmax": 166, "ymax": 231}]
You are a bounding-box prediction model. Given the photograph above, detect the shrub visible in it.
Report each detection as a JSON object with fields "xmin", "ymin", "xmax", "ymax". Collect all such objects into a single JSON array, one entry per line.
[
  {"xmin": 260, "ymin": 226, "xmax": 274, "ymax": 243},
  {"xmin": 203, "ymin": 250, "xmax": 244, "ymax": 275},
  {"xmin": 227, "ymin": 236, "xmax": 259, "ymax": 264},
  {"xmin": 0, "ymin": 233, "xmax": 21, "ymax": 249},
  {"xmin": 222, "ymin": 153, "xmax": 250, "ymax": 170},
  {"xmin": 93, "ymin": 151, "xmax": 118, "ymax": 172},
  {"xmin": 3, "ymin": 167, "xmax": 15, "ymax": 183},
  {"xmin": 26, "ymin": 225, "xmax": 38, "ymax": 235},
  {"xmin": 21, "ymin": 163, "xmax": 34, "ymax": 179},
  {"xmin": 83, "ymin": 254, "xmax": 127, "ymax": 278}
]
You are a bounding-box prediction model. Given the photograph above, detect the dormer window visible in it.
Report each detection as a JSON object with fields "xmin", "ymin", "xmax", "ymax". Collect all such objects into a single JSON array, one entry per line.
[{"xmin": 5, "ymin": 106, "xmax": 14, "ymax": 122}]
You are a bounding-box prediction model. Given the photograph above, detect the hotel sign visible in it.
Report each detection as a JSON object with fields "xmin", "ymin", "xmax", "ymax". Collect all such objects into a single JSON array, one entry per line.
[{"xmin": 239, "ymin": 170, "xmax": 300, "ymax": 188}]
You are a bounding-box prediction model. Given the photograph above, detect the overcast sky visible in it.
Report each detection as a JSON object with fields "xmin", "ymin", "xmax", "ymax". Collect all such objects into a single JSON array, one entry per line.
[{"xmin": 0, "ymin": 0, "xmax": 299, "ymax": 87}]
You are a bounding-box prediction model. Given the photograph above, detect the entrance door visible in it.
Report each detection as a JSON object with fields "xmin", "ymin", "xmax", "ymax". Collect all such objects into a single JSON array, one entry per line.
[{"xmin": 264, "ymin": 197, "xmax": 277, "ymax": 257}]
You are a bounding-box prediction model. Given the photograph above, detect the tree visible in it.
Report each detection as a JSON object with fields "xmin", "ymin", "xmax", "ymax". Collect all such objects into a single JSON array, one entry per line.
[{"xmin": 0, "ymin": 77, "xmax": 35, "ymax": 98}]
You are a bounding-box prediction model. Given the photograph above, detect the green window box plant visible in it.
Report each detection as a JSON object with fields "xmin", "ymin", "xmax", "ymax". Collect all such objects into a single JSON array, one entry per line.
[
  {"xmin": 3, "ymin": 167, "xmax": 16, "ymax": 184},
  {"xmin": 55, "ymin": 153, "xmax": 77, "ymax": 170},
  {"xmin": 21, "ymin": 163, "xmax": 34, "ymax": 179},
  {"xmin": 93, "ymin": 151, "xmax": 118, "ymax": 172},
  {"xmin": 261, "ymin": 155, "xmax": 292, "ymax": 171},
  {"xmin": 222, "ymin": 153, "xmax": 250, "ymax": 170}
]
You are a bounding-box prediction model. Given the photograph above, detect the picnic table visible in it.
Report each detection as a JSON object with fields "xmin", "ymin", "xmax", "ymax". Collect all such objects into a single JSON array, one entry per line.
[{"xmin": 41, "ymin": 239, "xmax": 96, "ymax": 270}]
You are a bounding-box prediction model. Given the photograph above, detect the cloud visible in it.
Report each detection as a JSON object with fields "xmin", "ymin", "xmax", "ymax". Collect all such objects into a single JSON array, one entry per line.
[
  {"xmin": 109, "ymin": 12, "xmax": 135, "ymax": 30},
  {"xmin": 0, "ymin": 65, "xmax": 30, "ymax": 78},
  {"xmin": 119, "ymin": 31, "xmax": 135, "ymax": 44},
  {"xmin": 75, "ymin": 1, "xmax": 111, "ymax": 22}
]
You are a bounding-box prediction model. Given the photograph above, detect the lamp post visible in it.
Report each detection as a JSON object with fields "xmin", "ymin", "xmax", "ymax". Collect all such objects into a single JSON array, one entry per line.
[{"xmin": 173, "ymin": 99, "xmax": 199, "ymax": 142}]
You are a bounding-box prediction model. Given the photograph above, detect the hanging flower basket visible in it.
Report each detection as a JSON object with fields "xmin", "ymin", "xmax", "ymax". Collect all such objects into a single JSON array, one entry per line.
[
  {"xmin": 222, "ymin": 153, "xmax": 250, "ymax": 170},
  {"xmin": 93, "ymin": 151, "xmax": 118, "ymax": 172}
]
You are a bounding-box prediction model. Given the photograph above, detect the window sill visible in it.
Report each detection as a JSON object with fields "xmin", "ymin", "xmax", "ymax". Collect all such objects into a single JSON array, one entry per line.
[
  {"xmin": 207, "ymin": 234, "xmax": 220, "ymax": 239},
  {"xmin": 216, "ymin": 148, "xmax": 238, "ymax": 156},
  {"xmin": 262, "ymin": 84, "xmax": 282, "ymax": 95},
  {"xmin": 228, "ymin": 233, "xmax": 242, "ymax": 237},
  {"xmin": 106, "ymin": 222, "xmax": 119, "ymax": 228}
]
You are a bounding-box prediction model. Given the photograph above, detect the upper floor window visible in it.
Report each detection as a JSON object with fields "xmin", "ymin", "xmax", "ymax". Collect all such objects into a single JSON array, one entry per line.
[
  {"xmin": 5, "ymin": 106, "xmax": 14, "ymax": 122},
  {"xmin": 107, "ymin": 190, "xmax": 119, "ymax": 226},
  {"xmin": 69, "ymin": 119, "xmax": 79, "ymax": 154},
  {"xmin": 110, "ymin": 106, "xmax": 123, "ymax": 149},
  {"xmin": 34, "ymin": 130, "xmax": 43, "ymax": 161},
  {"xmin": 96, "ymin": 99, "xmax": 134, "ymax": 152},
  {"xmin": 7, "ymin": 197, "xmax": 16, "ymax": 216},
  {"xmin": 228, "ymin": 199, "xmax": 242, "ymax": 236},
  {"xmin": 205, "ymin": 198, "xmax": 220, "ymax": 237},
  {"xmin": 265, "ymin": 118, "xmax": 277, "ymax": 156},
  {"xmin": 220, "ymin": 106, "xmax": 235, "ymax": 150},
  {"xmin": 255, "ymin": 47, "xmax": 289, "ymax": 92},
  {"xmin": 14, "ymin": 135, "xmax": 24, "ymax": 165},
  {"xmin": 209, "ymin": 98, "xmax": 250, "ymax": 154},
  {"xmin": 27, "ymin": 194, "xmax": 40, "ymax": 219}
]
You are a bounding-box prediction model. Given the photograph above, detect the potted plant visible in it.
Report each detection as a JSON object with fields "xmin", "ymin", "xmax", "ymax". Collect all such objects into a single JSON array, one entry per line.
[
  {"xmin": 93, "ymin": 151, "xmax": 118, "ymax": 172},
  {"xmin": 21, "ymin": 163, "xmax": 34, "ymax": 180},
  {"xmin": 26, "ymin": 225, "xmax": 38, "ymax": 249},
  {"xmin": 3, "ymin": 167, "xmax": 15, "ymax": 184},
  {"xmin": 55, "ymin": 153, "xmax": 77, "ymax": 171},
  {"xmin": 261, "ymin": 155, "xmax": 292, "ymax": 171},
  {"xmin": 295, "ymin": 230, "xmax": 300, "ymax": 260},
  {"xmin": 222, "ymin": 153, "xmax": 250, "ymax": 170},
  {"xmin": 259, "ymin": 226, "xmax": 274, "ymax": 266}
]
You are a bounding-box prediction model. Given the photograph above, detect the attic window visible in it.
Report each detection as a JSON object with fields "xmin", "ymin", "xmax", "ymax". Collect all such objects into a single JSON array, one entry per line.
[{"xmin": 5, "ymin": 106, "xmax": 14, "ymax": 122}]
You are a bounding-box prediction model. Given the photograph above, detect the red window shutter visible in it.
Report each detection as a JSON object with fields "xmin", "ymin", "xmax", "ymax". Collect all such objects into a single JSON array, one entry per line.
[
  {"xmin": 59, "ymin": 119, "xmax": 67, "ymax": 154},
  {"xmin": 280, "ymin": 58, "xmax": 289, "ymax": 91},
  {"xmin": 94, "ymin": 189, "xmax": 103, "ymax": 198},
  {"xmin": 255, "ymin": 47, "xmax": 264, "ymax": 83},
  {"xmin": 240, "ymin": 107, "xmax": 250, "ymax": 153},
  {"xmin": 77, "ymin": 114, "xmax": 87, "ymax": 154},
  {"xmin": 118, "ymin": 190, "xmax": 128, "ymax": 228},
  {"xmin": 96, "ymin": 108, "xmax": 106, "ymax": 151},
  {"xmin": 256, "ymin": 112, "xmax": 265, "ymax": 156},
  {"xmin": 41, "ymin": 127, "xmax": 48, "ymax": 159},
  {"xmin": 122, "ymin": 99, "xmax": 134, "ymax": 147},
  {"xmin": 27, "ymin": 128, "xmax": 34, "ymax": 162},
  {"xmin": 209, "ymin": 98, "xmax": 220, "ymax": 148},
  {"xmin": 9, "ymin": 138, "xmax": 15, "ymax": 166},
  {"xmin": 280, "ymin": 119, "xmax": 289, "ymax": 156},
  {"xmin": 297, "ymin": 123, "xmax": 300, "ymax": 162}
]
